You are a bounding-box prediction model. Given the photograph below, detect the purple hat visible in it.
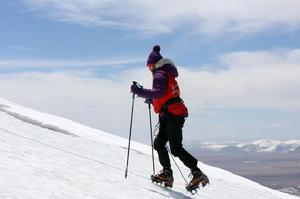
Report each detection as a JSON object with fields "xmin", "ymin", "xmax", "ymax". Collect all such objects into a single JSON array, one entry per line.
[{"xmin": 147, "ymin": 45, "xmax": 163, "ymax": 65}]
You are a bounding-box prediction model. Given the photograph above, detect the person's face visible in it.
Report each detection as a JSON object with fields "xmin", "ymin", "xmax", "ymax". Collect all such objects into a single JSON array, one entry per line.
[{"xmin": 147, "ymin": 63, "xmax": 155, "ymax": 71}]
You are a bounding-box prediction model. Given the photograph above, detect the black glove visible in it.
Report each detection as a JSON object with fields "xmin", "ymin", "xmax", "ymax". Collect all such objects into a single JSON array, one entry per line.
[
  {"xmin": 131, "ymin": 84, "xmax": 143, "ymax": 95},
  {"xmin": 130, "ymin": 81, "xmax": 143, "ymax": 95}
]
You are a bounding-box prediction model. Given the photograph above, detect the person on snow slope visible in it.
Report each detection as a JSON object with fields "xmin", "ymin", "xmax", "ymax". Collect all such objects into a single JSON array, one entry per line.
[{"xmin": 131, "ymin": 45, "xmax": 209, "ymax": 190}]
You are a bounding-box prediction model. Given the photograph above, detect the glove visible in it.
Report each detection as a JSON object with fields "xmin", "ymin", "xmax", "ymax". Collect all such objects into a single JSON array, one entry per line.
[
  {"xmin": 144, "ymin": 98, "xmax": 153, "ymax": 104},
  {"xmin": 131, "ymin": 83, "xmax": 143, "ymax": 95}
]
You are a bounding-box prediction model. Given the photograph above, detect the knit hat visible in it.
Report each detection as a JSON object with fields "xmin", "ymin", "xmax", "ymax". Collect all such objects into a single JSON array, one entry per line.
[{"xmin": 147, "ymin": 45, "xmax": 163, "ymax": 65}]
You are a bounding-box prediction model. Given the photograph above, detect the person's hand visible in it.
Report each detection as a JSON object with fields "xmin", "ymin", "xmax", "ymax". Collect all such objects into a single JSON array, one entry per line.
[{"xmin": 131, "ymin": 83, "xmax": 143, "ymax": 95}]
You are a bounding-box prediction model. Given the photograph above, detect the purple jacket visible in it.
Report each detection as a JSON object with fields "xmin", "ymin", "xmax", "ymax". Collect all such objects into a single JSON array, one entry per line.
[{"xmin": 138, "ymin": 58, "xmax": 178, "ymax": 100}]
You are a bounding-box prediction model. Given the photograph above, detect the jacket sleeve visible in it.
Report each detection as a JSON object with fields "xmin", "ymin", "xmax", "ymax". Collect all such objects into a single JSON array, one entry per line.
[{"xmin": 136, "ymin": 71, "xmax": 167, "ymax": 99}]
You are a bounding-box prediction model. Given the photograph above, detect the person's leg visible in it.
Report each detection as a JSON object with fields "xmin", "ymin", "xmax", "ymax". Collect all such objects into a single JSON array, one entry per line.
[
  {"xmin": 166, "ymin": 117, "xmax": 198, "ymax": 170},
  {"xmin": 152, "ymin": 117, "xmax": 174, "ymax": 186},
  {"xmin": 153, "ymin": 117, "xmax": 171, "ymax": 171},
  {"xmin": 164, "ymin": 117, "xmax": 209, "ymax": 190}
]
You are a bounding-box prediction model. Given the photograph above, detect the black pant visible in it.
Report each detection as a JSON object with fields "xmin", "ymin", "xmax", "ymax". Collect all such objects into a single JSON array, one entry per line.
[{"xmin": 154, "ymin": 116, "xmax": 198, "ymax": 171}]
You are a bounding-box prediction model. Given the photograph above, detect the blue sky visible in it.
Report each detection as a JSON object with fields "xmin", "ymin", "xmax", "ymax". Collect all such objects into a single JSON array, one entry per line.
[{"xmin": 1, "ymin": 0, "xmax": 300, "ymax": 143}]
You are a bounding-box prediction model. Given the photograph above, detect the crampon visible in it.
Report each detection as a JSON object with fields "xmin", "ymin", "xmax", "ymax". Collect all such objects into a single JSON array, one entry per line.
[
  {"xmin": 151, "ymin": 174, "xmax": 173, "ymax": 188},
  {"xmin": 185, "ymin": 172, "xmax": 209, "ymax": 194}
]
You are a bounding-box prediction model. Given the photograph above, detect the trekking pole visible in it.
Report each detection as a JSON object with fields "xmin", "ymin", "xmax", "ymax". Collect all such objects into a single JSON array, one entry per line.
[
  {"xmin": 167, "ymin": 146, "xmax": 188, "ymax": 184},
  {"xmin": 125, "ymin": 82, "xmax": 136, "ymax": 178},
  {"xmin": 148, "ymin": 102, "xmax": 155, "ymax": 175}
]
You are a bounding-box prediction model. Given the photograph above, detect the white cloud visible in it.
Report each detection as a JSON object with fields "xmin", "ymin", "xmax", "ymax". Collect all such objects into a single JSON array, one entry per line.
[
  {"xmin": 10, "ymin": 45, "xmax": 36, "ymax": 51},
  {"xmin": 0, "ymin": 58, "xmax": 143, "ymax": 68},
  {"xmin": 0, "ymin": 48, "xmax": 299, "ymax": 142},
  {"xmin": 0, "ymin": 69, "xmax": 154, "ymax": 143},
  {"xmin": 23, "ymin": 0, "xmax": 300, "ymax": 36},
  {"xmin": 180, "ymin": 49, "xmax": 300, "ymax": 111}
]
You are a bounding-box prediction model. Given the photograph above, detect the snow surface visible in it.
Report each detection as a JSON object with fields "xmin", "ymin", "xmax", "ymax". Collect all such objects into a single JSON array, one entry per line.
[{"xmin": 0, "ymin": 97, "xmax": 298, "ymax": 199}]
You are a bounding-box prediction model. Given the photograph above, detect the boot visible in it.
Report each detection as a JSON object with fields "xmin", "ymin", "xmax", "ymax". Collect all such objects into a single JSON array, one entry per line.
[
  {"xmin": 186, "ymin": 169, "xmax": 209, "ymax": 192},
  {"xmin": 151, "ymin": 169, "xmax": 174, "ymax": 188}
]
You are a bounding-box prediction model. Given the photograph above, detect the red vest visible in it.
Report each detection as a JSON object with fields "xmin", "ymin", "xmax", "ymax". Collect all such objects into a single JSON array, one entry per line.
[{"xmin": 153, "ymin": 74, "xmax": 188, "ymax": 117}]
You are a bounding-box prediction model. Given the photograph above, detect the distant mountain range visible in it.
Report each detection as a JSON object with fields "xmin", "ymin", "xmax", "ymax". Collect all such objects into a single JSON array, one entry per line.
[{"xmin": 194, "ymin": 139, "xmax": 300, "ymax": 153}]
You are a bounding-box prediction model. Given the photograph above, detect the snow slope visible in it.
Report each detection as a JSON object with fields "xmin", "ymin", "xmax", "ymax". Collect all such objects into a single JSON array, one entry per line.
[{"xmin": 0, "ymin": 97, "xmax": 298, "ymax": 199}]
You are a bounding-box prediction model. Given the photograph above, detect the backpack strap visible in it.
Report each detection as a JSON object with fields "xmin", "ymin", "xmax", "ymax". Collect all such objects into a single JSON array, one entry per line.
[{"xmin": 160, "ymin": 96, "xmax": 183, "ymax": 115}]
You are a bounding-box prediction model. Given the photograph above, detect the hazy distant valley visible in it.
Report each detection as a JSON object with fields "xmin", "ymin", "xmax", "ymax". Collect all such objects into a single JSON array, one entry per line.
[{"xmin": 188, "ymin": 139, "xmax": 300, "ymax": 197}]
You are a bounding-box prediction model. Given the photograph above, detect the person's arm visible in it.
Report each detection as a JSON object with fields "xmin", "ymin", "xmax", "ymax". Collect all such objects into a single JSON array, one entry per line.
[{"xmin": 131, "ymin": 72, "xmax": 167, "ymax": 99}]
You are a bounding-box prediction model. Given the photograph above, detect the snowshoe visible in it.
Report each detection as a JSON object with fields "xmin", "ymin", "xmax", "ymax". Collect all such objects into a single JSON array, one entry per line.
[
  {"xmin": 151, "ymin": 169, "xmax": 174, "ymax": 188},
  {"xmin": 186, "ymin": 170, "xmax": 209, "ymax": 193}
]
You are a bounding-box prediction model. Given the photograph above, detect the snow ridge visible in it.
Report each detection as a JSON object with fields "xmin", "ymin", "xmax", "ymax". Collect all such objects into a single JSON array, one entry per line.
[
  {"xmin": 0, "ymin": 97, "xmax": 139, "ymax": 149},
  {"xmin": 0, "ymin": 104, "xmax": 75, "ymax": 136}
]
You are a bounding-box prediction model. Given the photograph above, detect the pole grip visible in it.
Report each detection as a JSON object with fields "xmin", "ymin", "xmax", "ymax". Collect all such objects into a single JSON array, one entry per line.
[{"xmin": 132, "ymin": 81, "xmax": 143, "ymax": 89}]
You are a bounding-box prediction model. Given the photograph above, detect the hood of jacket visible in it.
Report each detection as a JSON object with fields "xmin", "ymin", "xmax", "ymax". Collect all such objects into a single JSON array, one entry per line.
[{"xmin": 154, "ymin": 58, "xmax": 178, "ymax": 78}]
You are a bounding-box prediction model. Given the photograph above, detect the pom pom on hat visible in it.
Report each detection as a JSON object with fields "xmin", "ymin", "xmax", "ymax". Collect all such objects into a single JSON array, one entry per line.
[
  {"xmin": 147, "ymin": 45, "xmax": 163, "ymax": 65},
  {"xmin": 153, "ymin": 45, "xmax": 160, "ymax": 53}
]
